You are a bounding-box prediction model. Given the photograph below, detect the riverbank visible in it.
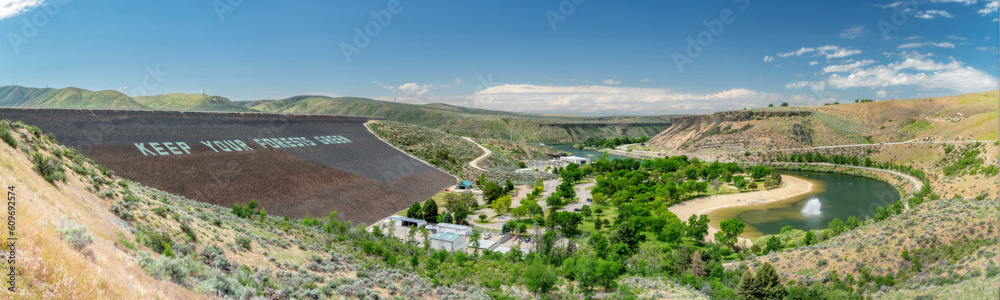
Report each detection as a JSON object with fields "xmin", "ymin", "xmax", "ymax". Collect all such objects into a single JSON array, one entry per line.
[{"xmin": 669, "ymin": 175, "xmax": 817, "ymax": 246}]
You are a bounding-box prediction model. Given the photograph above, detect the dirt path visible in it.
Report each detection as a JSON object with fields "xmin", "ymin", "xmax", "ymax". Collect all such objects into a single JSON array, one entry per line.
[
  {"xmin": 669, "ymin": 175, "xmax": 816, "ymax": 246},
  {"xmin": 463, "ymin": 137, "xmax": 492, "ymax": 171}
]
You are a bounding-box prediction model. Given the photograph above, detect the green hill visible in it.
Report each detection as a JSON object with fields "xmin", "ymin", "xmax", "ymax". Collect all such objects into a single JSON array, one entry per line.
[
  {"xmin": 240, "ymin": 95, "xmax": 674, "ymax": 143},
  {"xmin": 135, "ymin": 93, "xmax": 255, "ymax": 112},
  {"xmin": 0, "ymin": 85, "xmax": 147, "ymax": 109}
]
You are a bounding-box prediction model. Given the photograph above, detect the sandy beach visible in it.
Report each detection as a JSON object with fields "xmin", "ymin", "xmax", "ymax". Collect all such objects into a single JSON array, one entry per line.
[{"xmin": 669, "ymin": 175, "xmax": 816, "ymax": 247}]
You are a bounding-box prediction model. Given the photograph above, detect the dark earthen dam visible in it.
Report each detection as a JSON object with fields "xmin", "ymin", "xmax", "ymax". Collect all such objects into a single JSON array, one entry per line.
[{"xmin": 0, "ymin": 108, "xmax": 456, "ymax": 224}]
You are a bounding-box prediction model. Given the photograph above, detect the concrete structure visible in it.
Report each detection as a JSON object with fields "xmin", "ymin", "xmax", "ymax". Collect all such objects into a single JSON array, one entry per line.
[
  {"xmin": 387, "ymin": 215, "xmax": 427, "ymax": 228},
  {"xmin": 456, "ymin": 180, "xmax": 474, "ymax": 190},
  {"xmin": 560, "ymin": 156, "xmax": 591, "ymax": 165},
  {"xmin": 430, "ymin": 232, "xmax": 468, "ymax": 251},
  {"xmin": 474, "ymin": 239, "xmax": 498, "ymax": 251},
  {"xmin": 515, "ymin": 168, "xmax": 533, "ymax": 174},
  {"xmin": 433, "ymin": 223, "xmax": 473, "ymax": 236}
]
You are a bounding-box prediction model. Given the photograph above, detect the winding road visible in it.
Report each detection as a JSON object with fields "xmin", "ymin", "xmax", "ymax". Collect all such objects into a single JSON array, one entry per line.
[{"xmin": 463, "ymin": 137, "xmax": 492, "ymax": 171}]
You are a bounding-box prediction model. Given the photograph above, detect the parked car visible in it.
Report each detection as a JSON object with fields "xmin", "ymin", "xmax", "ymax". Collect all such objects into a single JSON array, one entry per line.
[
  {"xmin": 484, "ymin": 233, "xmax": 492, "ymax": 239},
  {"xmin": 573, "ymin": 208, "xmax": 581, "ymax": 212},
  {"xmin": 586, "ymin": 198, "xmax": 592, "ymax": 202}
]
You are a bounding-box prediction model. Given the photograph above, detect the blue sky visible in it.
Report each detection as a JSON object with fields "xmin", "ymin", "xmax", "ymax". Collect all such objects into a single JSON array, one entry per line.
[{"xmin": 0, "ymin": 0, "xmax": 997, "ymax": 115}]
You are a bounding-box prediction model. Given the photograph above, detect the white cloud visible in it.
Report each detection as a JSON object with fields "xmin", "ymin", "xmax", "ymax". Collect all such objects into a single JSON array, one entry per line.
[
  {"xmin": 0, "ymin": 0, "xmax": 44, "ymax": 21},
  {"xmin": 453, "ymin": 78, "xmax": 462, "ymax": 85},
  {"xmin": 601, "ymin": 79, "xmax": 621, "ymax": 85},
  {"xmin": 876, "ymin": 90, "xmax": 888, "ymax": 97},
  {"xmin": 840, "ymin": 25, "xmax": 868, "ymax": 39},
  {"xmin": 823, "ymin": 59, "xmax": 877, "ymax": 73},
  {"xmin": 977, "ymin": 46, "xmax": 999, "ymax": 53},
  {"xmin": 930, "ymin": 0, "xmax": 978, "ymax": 4},
  {"xmin": 397, "ymin": 83, "xmax": 432, "ymax": 95},
  {"xmin": 947, "ymin": 34, "xmax": 968, "ymax": 40},
  {"xmin": 905, "ymin": 35, "xmax": 923, "ymax": 40},
  {"xmin": 898, "ymin": 41, "xmax": 956, "ymax": 48},
  {"xmin": 465, "ymin": 85, "xmax": 815, "ymax": 114},
  {"xmin": 809, "ymin": 61, "xmax": 819, "ymax": 66},
  {"xmin": 371, "ymin": 79, "xmax": 437, "ymax": 96},
  {"xmin": 980, "ymin": 0, "xmax": 999, "ymax": 14},
  {"xmin": 763, "ymin": 55, "xmax": 774, "ymax": 63},
  {"xmin": 914, "ymin": 10, "xmax": 955, "ymax": 19},
  {"xmin": 775, "ymin": 45, "xmax": 862, "ymax": 60},
  {"xmin": 785, "ymin": 53, "xmax": 998, "ymax": 95},
  {"xmin": 639, "ymin": 78, "xmax": 650, "ymax": 83}
]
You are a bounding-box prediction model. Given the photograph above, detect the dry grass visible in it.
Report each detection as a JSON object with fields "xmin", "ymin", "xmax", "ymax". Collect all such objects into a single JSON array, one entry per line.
[{"xmin": 0, "ymin": 126, "xmax": 204, "ymax": 299}]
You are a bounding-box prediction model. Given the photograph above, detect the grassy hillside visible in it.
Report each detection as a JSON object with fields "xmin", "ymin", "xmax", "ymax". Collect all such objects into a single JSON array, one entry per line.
[
  {"xmin": 366, "ymin": 120, "xmax": 558, "ymax": 185},
  {"xmin": 134, "ymin": 93, "xmax": 255, "ymax": 112},
  {"xmin": 242, "ymin": 95, "xmax": 674, "ymax": 143},
  {"xmin": 649, "ymin": 90, "xmax": 999, "ymax": 152},
  {"xmin": 745, "ymin": 197, "xmax": 998, "ymax": 299},
  {"xmin": 0, "ymin": 85, "xmax": 148, "ymax": 109}
]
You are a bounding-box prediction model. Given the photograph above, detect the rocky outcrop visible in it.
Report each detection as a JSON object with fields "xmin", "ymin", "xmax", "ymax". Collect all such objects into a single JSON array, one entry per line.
[{"xmin": 649, "ymin": 110, "xmax": 813, "ymax": 151}]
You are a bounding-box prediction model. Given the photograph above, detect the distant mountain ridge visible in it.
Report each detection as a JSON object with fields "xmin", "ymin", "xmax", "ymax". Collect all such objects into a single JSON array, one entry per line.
[
  {"xmin": 0, "ymin": 85, "xmax": 674, "ymax": 143},
  {"xmin": 135, "ymin": 93, "xmax": 254, "ymax": 112},
  {"xmin": 0, "ymin": 85, "xmax": 147, "ymax": 109},
  {"xmin": 240, "ymin": 95, "xmax": 675, "ymax": 143}
]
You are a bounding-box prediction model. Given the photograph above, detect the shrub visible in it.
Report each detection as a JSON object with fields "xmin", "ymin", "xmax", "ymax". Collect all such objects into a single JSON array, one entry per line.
[
  {"xmin": 236, "ymin": 235, "xmax": 253, "ymax": 250},
  {"xmin": 152, "ymin": 206, "xmax": 168, "ymax": 218},
  {"xmin": 140, "ymin": 230, "xmax": 175, "ymax": 254},
  {"xmin": 0, "ymin": 125, "xmax": 16, "ymax": 148},
  {"xmin": 30, "ymin": 152, "xmax": 66, "ymax": 183},
  {"xmin": 58, "ymin": 221, "xmax": 94, "ymax": 251},
  {"xmin": 180, "ymin": 222, "xmax": 198, "ymax": 242}
]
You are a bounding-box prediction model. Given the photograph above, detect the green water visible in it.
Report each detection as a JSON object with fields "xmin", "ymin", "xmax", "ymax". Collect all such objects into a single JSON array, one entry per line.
[
  {"xmin": 546, "ymin": 144, "xmax": 630, "ymax": 161},
  {"xmin": 709, "ymin": 170, "xmax": 900, "ymax": 238}
]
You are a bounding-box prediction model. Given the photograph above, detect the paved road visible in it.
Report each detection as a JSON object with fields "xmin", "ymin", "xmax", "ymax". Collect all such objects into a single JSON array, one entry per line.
[
  {"xmin": 463, "ymin": 137, "xmax": 492, "ymax": 171},
  {"xmin": 612, "ymin": 140, "xmax": 998, "ymax": 157}
]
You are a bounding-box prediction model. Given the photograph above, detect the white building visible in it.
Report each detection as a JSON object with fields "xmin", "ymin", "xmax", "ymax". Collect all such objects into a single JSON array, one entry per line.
[
  {"xmin": 433, "ymin": 223, "xmax": 473, "ymax": 236},
  {"xmin": 386, "ymin": 215, "xmax": 427, "ymax": 228},
  {"xmin": 430, "ymin": 232, "xmax": 468, "ymax": 252},
  {"xmin": 560, "ymin": 156, "xmax": 591, "ymax": 165}
]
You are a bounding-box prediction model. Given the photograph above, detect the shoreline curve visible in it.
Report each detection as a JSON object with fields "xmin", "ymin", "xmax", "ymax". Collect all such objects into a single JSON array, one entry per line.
[{"xmin": 668, "ymin": 174, "xmax": 816, "ymax": 247}]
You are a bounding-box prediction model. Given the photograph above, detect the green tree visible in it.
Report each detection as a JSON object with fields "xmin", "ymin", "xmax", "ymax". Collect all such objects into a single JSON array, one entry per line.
[
  {"xmin": 524, "ymin": 258, "xmax": 558, "ymax": 296},
  {"xmin": 717, "ymin": 218, "xmax": 745, "ymax": 250},
  {"xmin": 470, "ymin": 230, "xmax": 482, "ymax": 255},
  {"xmin": 780, "ymin": 102, "xmax": 789, "ymax": 107},
  {"xmin": 765, "ymin": 236, "xmax": 782, "ymax": 253},
  {"xmin": 686, "ymin": 214, "xmax": 710, "ymax": 243},
  {"xmin": 845, "ymin": 216, "xmax": 860, "ymax": 229},
  {"xmin": 483, "ymin": 181, "xmax": 503, "ymax": 204},
  {"xmin": 590, "ymin": 233, "xmax": 610, "ymax": 259},
  {"xmin": 804, "ymin": 231, "xmax": 815, "ymax": 246},
  {"xmin": 738, "ymin": 262, "xmax": 785, "ymax": 299},
  {"xmin": 581, "ymin": 205, "xmax": 592, "ymax": 219},
  {"xmin": 420, "ymin": 227, "xmax": 430, "ymax": 250},
  {"xmin": 505, "ymin": 179, "xmax": 515, "ymax": 194},
  {"xmin": 658, "ymin": 217, "xmax": 685, "ymax": 244},
  {"xmin": 422, "ymin": 199, "xmax": 438, "ymax": 223},
  {"xmin": 478, "ymin": 214, "xmax": 487, "ymax": 223},
  {"xmin": 592, "ymin": 192, "xmax": 607, "ymax": 205},
  {"xmin": 491, "ymin": 195, "xmax": 512, "ymax": 215},
  {"xmin": 610, "ymin": 222, "xmax": 645, "ymax": 255}
]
